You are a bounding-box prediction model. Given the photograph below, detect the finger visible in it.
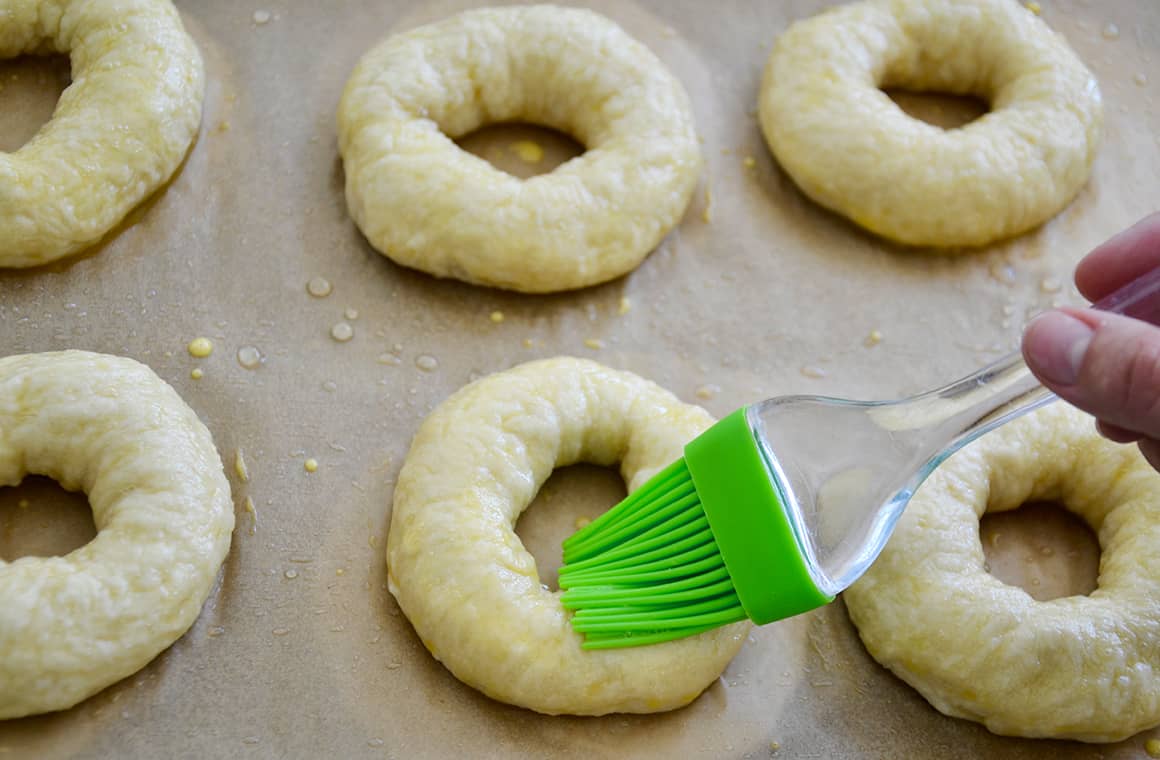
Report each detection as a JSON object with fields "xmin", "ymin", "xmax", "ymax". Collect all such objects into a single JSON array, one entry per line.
[
  {"xmin": 1096, "ymin": 419, "xmax": 1141, "ymax": 443},
  {"xmin": 1075, "ymin": 212, "xmax": 1160, "ymax": 302},
  {"xmin": 1139, "ymin": 439, "xmax": 1160, "ymax": 473},
  {"xmin": 1023, "ymin": 308, "xmax": 1160, "ymax": 439}
]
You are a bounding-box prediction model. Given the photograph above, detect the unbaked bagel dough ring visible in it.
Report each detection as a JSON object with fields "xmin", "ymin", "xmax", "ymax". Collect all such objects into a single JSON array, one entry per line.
[
  {"xmin": 387, "ymin": 358, "xmax": 748, "ymax": 714},
  {"xmin": 759, "ymin": 0, "xmax": 1102, "ymax": 248},
  {"xmin": 844, "ymin": 403, "xmax": 1160, "ymax": 742},
  {"xmin": 0, "ymin": 351, "xmax": 234, "ymax": 718},
  {"xmin": 0, "ymin": 0, "xmax": 205, "ymax": 268},
  {"xmin": 338, "ymin": 5, "xmax": 702, "ymax": 293}
]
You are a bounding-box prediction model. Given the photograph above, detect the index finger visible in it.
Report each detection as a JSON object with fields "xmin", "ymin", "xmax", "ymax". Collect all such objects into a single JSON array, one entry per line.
[{"xmin": 1075, "ymin": 212, "xmax": 1160, "ymax": 302}]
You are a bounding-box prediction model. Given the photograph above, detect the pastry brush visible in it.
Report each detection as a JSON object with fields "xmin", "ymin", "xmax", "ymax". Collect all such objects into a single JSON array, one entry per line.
[{"xmin": 558, "ymin": 267, "xmax": 1160, "ymax": 649}]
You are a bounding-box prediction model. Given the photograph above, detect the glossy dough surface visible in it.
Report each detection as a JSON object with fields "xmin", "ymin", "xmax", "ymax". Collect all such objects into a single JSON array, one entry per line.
[
  {"xmin": 0, "ymin": 0, "xmax": 205, "ymax": 268},
  {"xmin": 0, "ymin": 351, "xmax": 234, "ymax": 718},
  {"xmin": 387, "ymin": 358, "xmax": 748, "ymax": 714},
  {"xmin": 338, "ymin": 5, "xmax": 701, "ymax": 293},
  {"xmin": 759, "ymin": 0, "xmax": 1102, "ymax": 248},
  {"xmin": 844, "ymin": 404, "xmax": 1160, "ymax": 742}
]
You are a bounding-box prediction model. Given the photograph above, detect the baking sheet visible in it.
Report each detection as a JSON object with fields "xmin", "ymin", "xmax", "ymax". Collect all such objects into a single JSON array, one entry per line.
[{"xmin": 1, "ymin": 0, "xmax": 1159, "ymax": 757}]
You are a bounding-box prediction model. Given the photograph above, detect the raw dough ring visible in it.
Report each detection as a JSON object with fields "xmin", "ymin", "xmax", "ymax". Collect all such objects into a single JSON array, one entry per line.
[
  {"xmin": 338, "ymin": 5, "xmax": 701, "ymax": 293},
  {"xmin": 387, "ymin": 358, "xmax": 748, "ymax": 714},
  {"xmin": 759, "ymin": 0, "xmax": 1103, "ymax": 248},
  {"xmin": 0, "ymin": 351, "xmax": 234, "ymax": 718},
  {"xmin": 0, "ymin": 0, "xmax": 205, "ymax": 268},
  {"xmin": 844, "ymin": 404, "xmax": 1160, "ymax": 742}
]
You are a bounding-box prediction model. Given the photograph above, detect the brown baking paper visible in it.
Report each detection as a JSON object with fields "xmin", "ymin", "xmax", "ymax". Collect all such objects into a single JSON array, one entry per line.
[{"xmin": 1, "ymin": 0, "xmax": 1159, "ymax": 757}]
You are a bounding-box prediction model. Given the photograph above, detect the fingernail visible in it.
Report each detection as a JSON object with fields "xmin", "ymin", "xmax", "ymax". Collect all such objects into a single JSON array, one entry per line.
[{"xmin": 1024, "ymin": 311, "xmax": 1094, "ymax": 386}]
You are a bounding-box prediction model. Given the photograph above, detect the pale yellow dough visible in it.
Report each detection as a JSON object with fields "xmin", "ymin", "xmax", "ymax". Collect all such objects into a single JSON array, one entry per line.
[
  {"xmin": 387, "ymin": 358, "xmax": 748, "ymax": 714},
  {"xmin": 0, "ymin": 0, "xmax": 205, "ymax": 268},
  {"xmin": 0, "ymin": 351, "xmax": 234, "ymax": 718},
  {"xmin": 338, "ymin": 6, "xmax": 701, "ymax": 293},
  {"xmin": 844, "ymin": 403, "xmax": 1160, "ymax": 742},
  {"xmin": 759, "ymin": 0, "xmax": 1102, "ymax": 248}
]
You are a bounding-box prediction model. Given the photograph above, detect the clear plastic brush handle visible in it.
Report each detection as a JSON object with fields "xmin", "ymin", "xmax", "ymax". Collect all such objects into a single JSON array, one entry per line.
[
  {"xmin": 883, "ymin": 266, "xmax": 1160, "ymax": 464},
  {"xmin": 753, "ymin": 265, "xmax": 1160, "ymax": 597},
  {"xmin": 872, "ymin": 264, "xmax": 1160, "ymax": 466}
]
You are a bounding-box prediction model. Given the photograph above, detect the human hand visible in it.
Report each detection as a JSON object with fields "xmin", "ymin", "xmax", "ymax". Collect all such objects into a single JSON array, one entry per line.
[{"xmin": 1023, "ymin": 212, "xmax": 1160, "ymax": 470}]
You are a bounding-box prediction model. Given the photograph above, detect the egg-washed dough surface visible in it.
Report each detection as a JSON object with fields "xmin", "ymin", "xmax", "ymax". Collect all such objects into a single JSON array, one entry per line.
[
  {"xmin": 0, "ymin": 0, "xmax": 1158, "ymax": 757},
  {"xmin": 338, "ymin": 5, "xmax": 701, "ymax": 292},
  {"xmin": 0, "ymin": 0, "xmax": 205, "ymax": 268},
  {"xmin": 388, "ymin": 357, "xmax": 748, "ymax": 715},
  {"xmin": 0, "ymin": 351, "xmax": 235, "ymax": 720},
  {"xmin": 759, "ymin": 0, "xmax": 1103, "ymax": 248},
  {"xmin": 845, "ymin": 402, "xmax": 1160, "ymax": 743}
]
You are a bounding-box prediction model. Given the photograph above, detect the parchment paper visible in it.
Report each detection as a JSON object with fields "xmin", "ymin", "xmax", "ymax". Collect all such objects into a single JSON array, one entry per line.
[{"xmin": 1, "ymin": 0, "xmax": 1159, "ymax": 757}]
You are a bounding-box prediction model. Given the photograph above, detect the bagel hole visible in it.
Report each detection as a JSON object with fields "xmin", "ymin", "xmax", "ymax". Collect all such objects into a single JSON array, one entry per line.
[
  {"xmin": 883, "ymin": 89, "xmax": 989, "ymax": 130},
  {"xmin": 0, "ymin": 54, "xmax": 71, "ymax": 152},
  {"xmin": 0, "ymin": 476, "xmax": 96, "ymax": 561},
  {"xmin": 516, "ymin": 464, "xmax": 626, "ymax": 591},
  {"xmin": 979, "ymin": 501, "xmax": 1100, "ymax": 601},
  {"xmin": 456, "ymin": 123, "xmax": 585, "ymax": 179}
]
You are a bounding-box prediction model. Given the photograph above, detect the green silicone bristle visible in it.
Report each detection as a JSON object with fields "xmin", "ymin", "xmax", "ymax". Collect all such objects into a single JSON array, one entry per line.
[
  {"xmin": 559, "ymin": 458, "xmax": 747, "ymax": 650},
  {"xmin": 559, "ymin": 407, "xmax": 833, "ymax": 650}
]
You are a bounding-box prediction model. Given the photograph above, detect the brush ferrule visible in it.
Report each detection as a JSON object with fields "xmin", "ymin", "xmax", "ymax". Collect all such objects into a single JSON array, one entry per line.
[{"xmin": 685, "ymin": 407, "xmax": 833, "ymax": 625}]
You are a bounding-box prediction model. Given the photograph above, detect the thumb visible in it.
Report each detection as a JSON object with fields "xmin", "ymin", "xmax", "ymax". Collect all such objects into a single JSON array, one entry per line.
[{"xmin": 1023, "ymin": 308, "xmax": 1160, "ymax": 439}]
